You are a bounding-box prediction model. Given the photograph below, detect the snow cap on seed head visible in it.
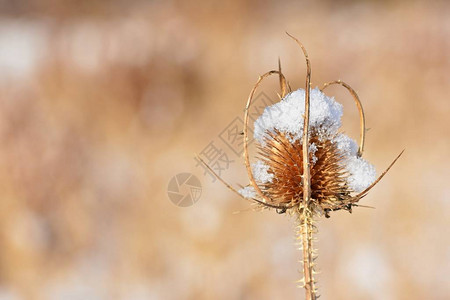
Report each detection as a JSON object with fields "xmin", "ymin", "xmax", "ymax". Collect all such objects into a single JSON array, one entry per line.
[
  {"xmin": 250, "ymin": 88, "xmax": 376, "ymax": 194},
  {"xmin": 254, "ymin": 88, "xmax": 343, "ymax": 144}
]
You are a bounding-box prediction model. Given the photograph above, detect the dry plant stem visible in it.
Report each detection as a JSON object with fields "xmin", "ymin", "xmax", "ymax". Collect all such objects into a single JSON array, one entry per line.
[
  {"xmin": 321, "ymin": 80, "xmax": 366, "ymax": 156},
  {"xmin": 195, "ymin": 155, "xmax": 289, "ymax": 210},
  {"xmin": 198, "ymin": 35, "xmax": 402, "ymax": 300},
  {"xmin": 244, "ymin": 70, "xmax": 287, "ymax": 205},
  {"xmin": 195, "ymin": 156, "xmax": 249, "ymax": 199},
  {"xmin": 287, "ymin": 32, "xmax": 316, "ymax": 300},
  {"xmin": 278, "ymin": 58, "xmax": 287, "ymax": 98},
  {"xmin": 352, "ymin": 149, "xmax": 404, "ymax": 201}
]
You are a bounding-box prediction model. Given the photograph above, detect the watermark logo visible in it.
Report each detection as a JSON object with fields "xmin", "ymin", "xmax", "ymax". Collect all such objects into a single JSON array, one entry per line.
[
  {"xmin": 169, "ymin": 92, "xmax": 278, "ymax": 207},
  {"xmin": 195, "ymin": 91, "xmax": 275, "ymax": 183},
  {"xmin": 167, "ymin": 173, "xmax": 202, "ymax": 207},
  {"xmin": 194, "ymin": 141, "xmax": 234, "ymax": 182}
]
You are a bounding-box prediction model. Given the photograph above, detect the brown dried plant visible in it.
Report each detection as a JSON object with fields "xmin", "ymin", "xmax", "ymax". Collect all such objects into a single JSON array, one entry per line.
[{"xmin": 198, "ymin": 33, "xmax": 403, "ymax": 300}]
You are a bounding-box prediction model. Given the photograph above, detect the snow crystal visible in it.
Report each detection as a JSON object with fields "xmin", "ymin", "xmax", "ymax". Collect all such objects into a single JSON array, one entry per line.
[
  {"xmin": 309, "ymin": 143, "xmax": 318, "ymax": 164},
  {"xmin": 334, "ymin": 133, "xmax": 359, "ymax": 157},
  {"xmin": 254, "ymin": 88, "xmax": 343, "ymax": 144},
  {"xmin": 334, "ymin": 133, "xmax": 376, "ymax": 192},
  {"xmin": 252, "ymin": 160, "xmax": 274, "ymax": 183},
  {"xmin": 238, "ymin": 186, "xmax": 256, "ymax": 199},
  {"xmin": 346, "ymin": 156, "xmax": 376, "ymax": 193}
]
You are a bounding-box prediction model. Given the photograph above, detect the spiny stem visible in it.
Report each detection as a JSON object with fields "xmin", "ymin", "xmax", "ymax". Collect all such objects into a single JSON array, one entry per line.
[
  {"xmin": 286, "ymin": 32, "xmax": 317, "ymax": 300},
  {"xmin": 299, "ymin": 206, "xmax": 317, "ymax": 300}
]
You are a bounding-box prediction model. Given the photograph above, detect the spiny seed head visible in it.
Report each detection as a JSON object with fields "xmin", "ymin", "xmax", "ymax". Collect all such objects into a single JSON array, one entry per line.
[
  {"xmin": 231, "ymin": 36, "xmax": 403, "ymax": 300},
  {"xmin": 239, "ymin": 88, "xmax": 377, "ymax": 217},
  {"xmin": 258, "ymin": 129, "xmax": 351, "ymax": 211}
]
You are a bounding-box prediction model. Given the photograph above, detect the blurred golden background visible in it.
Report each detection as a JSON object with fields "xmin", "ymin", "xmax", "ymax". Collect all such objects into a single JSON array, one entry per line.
[{"xmin": 0, "ymin": 0, "xmax": 449, "ymax": 299}]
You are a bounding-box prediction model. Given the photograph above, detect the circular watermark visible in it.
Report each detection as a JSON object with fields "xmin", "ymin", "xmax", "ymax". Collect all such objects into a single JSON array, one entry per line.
[{"xmin": 167, "ymin": 173, "xmax": 202, "ymax": 207}]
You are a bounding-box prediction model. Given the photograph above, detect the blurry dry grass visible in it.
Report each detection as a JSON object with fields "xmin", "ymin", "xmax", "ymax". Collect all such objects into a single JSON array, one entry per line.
[{"xmin": 0, "ymin": 0, "xmax": 449, "ymax": 299}]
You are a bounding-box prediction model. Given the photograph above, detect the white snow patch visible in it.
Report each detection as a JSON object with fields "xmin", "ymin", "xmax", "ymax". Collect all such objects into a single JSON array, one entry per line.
[
  {"xmin": 309, "ymin": 142, "xmax": 318, "ymax": 164},
  {"xmin": 252, "ymin": 160, "xmax": 274, "ymax": 184},
  {"xmin": 334, "ymin": 133, "xmax": 376, "ymax": 192},
  {"xmin": 334, "ymin": 133, "xmax": 359, "ymax": 157},
  {"xmin": 238, "ymin": 186, "xmax": 256, "ymax": 199},
  {"xmin": 254, "ymin": 88, "xmax": 343, "ymax": 144},
  {"xmin": 346, "ymin": 156, "xmax": 376, "ymax": 192}
]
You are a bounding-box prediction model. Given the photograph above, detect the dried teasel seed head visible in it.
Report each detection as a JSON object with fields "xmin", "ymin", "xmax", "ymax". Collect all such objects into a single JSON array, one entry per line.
[
  {"xmin": 239, "ymin": 88, "xmax": 377, "ymax": 216},
  {"xmin": 197, "ymin": 35, "xmax": 403, "ymax": 300}
]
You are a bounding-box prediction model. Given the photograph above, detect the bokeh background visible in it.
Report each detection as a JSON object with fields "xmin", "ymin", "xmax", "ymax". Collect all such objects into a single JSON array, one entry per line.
[{"xmin": 0, "ymin": 0, "xmax": 449, "ymax": 299}]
